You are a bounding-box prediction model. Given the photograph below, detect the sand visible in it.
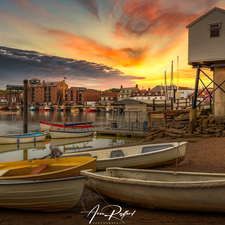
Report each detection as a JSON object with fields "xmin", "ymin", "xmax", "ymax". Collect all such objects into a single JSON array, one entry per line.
[{"xmin": 1, "ymin": 136, "xmax": 225, "ymax": 225}]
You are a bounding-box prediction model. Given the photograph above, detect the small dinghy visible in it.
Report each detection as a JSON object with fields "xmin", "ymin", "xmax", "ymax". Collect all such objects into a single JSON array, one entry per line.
[
  {"xmin": 81, "ymin": 167, "xmax": 225, "ymax": 213},
  {"xmin": 62, "ymin": 142, "xmax": 186, "ymax": 170}
]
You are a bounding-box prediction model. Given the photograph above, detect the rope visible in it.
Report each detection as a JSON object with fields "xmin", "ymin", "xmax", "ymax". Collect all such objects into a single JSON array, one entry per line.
[
  {"xmin": 80, "ymin": 196, "xmax": 87, "ymax": 212},
  {"xmin": 175, "ymin": 142, "xmax": 181, "ymax": 172},
  {"xmin": 87, "ymin": 177, "xmax": 116, "ymax": 212}
]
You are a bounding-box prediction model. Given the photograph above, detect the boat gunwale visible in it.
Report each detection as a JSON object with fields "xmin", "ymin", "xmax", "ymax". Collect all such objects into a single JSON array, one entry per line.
[
  {"xmin": 1, "ymin": 132, "xmax": 47, "ymax": 138},
  {"xmin": 0, "ymin": 158, "xmax": 97, "ymax": 180},
  {"xmin": 49, "ymin": 130, "xmax": 93, "ymax": 134},
  {"xmin": 0, "ymin": 175, "xmax": 87, "ymax": 185},
  {"xmin": 66, "ymin": 142, "xmax": 187, "ymax": 162},
  {"xmin": 80, "ymin": 168, "xmax": 225, "ymax": 189}
]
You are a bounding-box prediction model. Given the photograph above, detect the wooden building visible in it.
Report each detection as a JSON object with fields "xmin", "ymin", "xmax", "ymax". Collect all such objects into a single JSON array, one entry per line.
[
  {"xmin": 187, "ymin": 7, "xmax": 225, "ymax": 64},
  {"xmin": 187, "ymin": 7, "xmax": 225, "ymax": 118}
]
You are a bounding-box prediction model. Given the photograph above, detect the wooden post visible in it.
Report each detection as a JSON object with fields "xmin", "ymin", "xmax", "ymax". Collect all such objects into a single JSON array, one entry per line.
[
  {"xmin": 23, "ymin": 79, "xmax": 28, "ymax": 134},
  {"xmin": 188, "ymin": 109, "xmax": 197, "ymax": 134},
  {"xmin": 63, "ymin": 80, "xmax": 65, "ymax": 130},
  {"xmin": 153, "ymin": 99, "xmax": 155, "ymax": 111},
  {"xmin": 164, "ymin": 100, "xmax": 166, "ymax": 110},
  {"xmin": 171, "ymin": 98, "xmax": 173, "ymax": 110},
  {"xmin": 163, "ymin": 113, "xmax": 166, "ymax": 125},
  {"xmin": 148, "ymin": 112, "xmax": 151, "ymax": 133},
  {"xmin": 192, "ymin": 65, "xmax": 200, "ymax": 109}
]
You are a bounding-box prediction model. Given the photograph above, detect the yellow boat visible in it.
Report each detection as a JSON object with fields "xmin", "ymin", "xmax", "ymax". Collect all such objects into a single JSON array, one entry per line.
[
  {"xmin": 71, "ymin": 107, "xmax": 80, "ymax": 113},
  {"xmin": 0, "ymin": 156, "xmax": 96, "ymax": 180}
]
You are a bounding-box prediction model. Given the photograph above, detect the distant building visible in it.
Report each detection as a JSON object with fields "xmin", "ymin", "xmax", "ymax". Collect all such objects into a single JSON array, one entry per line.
[
  {"xmin": 131, "ymin": 88, "xmax": 166, "ymax": 101},
  {"xmin": 27, "ymin": 79, "xmax": 68, "ymax": 105},
  {"xmin": 176, "ymin": 87, "xmax": 194, "ymax": 99},
  {"xmin": 29, "ymin": 78, "xmax": 41, "ymax": 85},
  {"xmin": 100, "ymin": 92, "xmax": 118, "ymax": 105},
  {"xmin": 117, "ymin": 84, "xmax": 140, "ymax": 101}
]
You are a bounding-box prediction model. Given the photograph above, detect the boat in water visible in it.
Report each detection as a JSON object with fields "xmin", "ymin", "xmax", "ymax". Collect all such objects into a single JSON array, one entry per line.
[
  {"xmin": 49, "ymin": 79, "xmax": 93, "ymax": 139},
  {"xmin": 83, "ymin": 107, "xmax": 97, "ymax": 112},
  {"xmin": 0, "ymin": 132, "xmax": 47, "ymax": 144},
  {"xmin": 39, "ymin": 121, "xmax": 93, "ymax": 131},
  {"xmin": 28, "ymin": 106, "xmax": 36, "ymax": 111},
  {"xmin": 62, "ymin": 142, "xmax": 186, "ymax": 170}
]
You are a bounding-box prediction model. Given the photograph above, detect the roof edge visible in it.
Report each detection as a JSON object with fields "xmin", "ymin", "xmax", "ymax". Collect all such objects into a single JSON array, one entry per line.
[{"xmin": 186, "ymin": 7, "xmax": 225, "ymax": 29}]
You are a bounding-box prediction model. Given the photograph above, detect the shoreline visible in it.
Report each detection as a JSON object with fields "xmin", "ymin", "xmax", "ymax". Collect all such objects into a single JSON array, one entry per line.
[{"xmin": 1, "ymin": 136, "xmax": 225, "ymax": 224}]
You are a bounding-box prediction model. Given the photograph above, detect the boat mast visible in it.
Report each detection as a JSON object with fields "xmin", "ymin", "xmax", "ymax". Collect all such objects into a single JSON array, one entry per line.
[{"xmin": 63, "ymin": 78, "xmax": 66, "ymax": 130}]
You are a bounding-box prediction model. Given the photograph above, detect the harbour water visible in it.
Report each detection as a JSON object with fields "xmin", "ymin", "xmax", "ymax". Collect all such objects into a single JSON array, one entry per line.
[{"xmin": 0, "ymin": 111, "xmax": 144, "ymax": 163}]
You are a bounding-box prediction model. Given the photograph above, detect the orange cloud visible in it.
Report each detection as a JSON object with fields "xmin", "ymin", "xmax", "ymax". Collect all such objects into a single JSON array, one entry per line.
[{"xmin": 46, "ymin": 29, "xmax": 148, "ymax": 67}]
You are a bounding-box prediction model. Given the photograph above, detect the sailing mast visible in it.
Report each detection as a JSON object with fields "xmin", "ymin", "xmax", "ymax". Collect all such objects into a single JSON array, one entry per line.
[{"xmin": 63, "ymin": 78, "xmax": 66, "ymax": 130}]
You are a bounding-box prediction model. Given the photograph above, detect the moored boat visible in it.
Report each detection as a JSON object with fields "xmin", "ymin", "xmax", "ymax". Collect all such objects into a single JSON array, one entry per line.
[
  {"xmin": 81, "ymin": 167, "xmax": 225, "ymax": 213},
  {"xmin": 62, "ymin": 142, "xmax": 186, "ymax": 170},
  {"xmin": 0, "ymin": 176, "xmax": 86, "ymax": 212},
  {"xmin": 0, "ymin": 156, "xmax": 97, "ymax": 180},
  {"xmin": 39, "ymin": 121, "xmax": 93, "ymax": 131},
  {"xmin": 71, "ymin": 107, "xmax": 80, "ymax": 113},
  {"xmin": 83, "ymin": 107, "xmax": 97, "ymax": 112},
  {"xmin": 49, "ymin": 129, "xmax": 93, "ymax": 139},
  {"xmin": 28, "ymin": 106, "xmax": 36, "ymax": 111},
  {"xmin": 0, "ymin": 132, "xmax": 46, "ymax": 144}
]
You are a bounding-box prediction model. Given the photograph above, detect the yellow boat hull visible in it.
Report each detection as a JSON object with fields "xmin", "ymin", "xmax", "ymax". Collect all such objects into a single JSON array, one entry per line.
[{"xmin": 0, "ymin": 156, "xmax": 97, "ymax": 180}]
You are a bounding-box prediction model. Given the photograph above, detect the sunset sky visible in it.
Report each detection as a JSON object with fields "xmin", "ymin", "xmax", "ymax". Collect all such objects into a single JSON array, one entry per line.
[{"xmin": 0, "ymin": 0, "xmax": 225, "ymax": 90}]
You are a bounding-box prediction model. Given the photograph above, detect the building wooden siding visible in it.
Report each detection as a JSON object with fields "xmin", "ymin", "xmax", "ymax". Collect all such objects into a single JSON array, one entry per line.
[{"xmin": 188, "ymin": 9, "xmax": 225, "ymax": 63}]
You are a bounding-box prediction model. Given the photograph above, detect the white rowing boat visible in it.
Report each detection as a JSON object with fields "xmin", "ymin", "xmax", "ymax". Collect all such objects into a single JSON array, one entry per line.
[
  {"xmin": 81, "ymin": 168, "xmax": 225, "ymax": 213},
  {"xmin": 0, "ymin": 132, "xmax": 46, "ymax": 144},
  {"xmin": 62, "ymin": 142, "xmax": 186, "ymax": 170},
  {"xmin": 0, "ymin": 176, "xmax": 86, "ymax": 212}
]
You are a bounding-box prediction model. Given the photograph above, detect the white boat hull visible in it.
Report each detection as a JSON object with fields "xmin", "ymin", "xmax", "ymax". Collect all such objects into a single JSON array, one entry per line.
[
  {"xmin": 81, "ymin": 168, "xmax": 225, "ymax": 213},
  {"xmin": 49, "ymin": 130, "xmax": 93, "ymax": 139},
  {"xmin": 0, "ymin": 176, "xmax": 86, "ymax": 212},
  {"xmin": 64, "ymin": 142, "xmax": 186, "ymax": 170},
  {"xmin": 0, "ymin": 133, "xmax": 46, "ymax": 144}
]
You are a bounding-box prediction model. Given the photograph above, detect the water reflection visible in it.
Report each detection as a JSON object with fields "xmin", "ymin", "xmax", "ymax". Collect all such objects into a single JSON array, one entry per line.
[
  {"xmin": 0, "ymin": 111, "xmax": 122, "ymax": 133},
  {"xmin": 0, "ymin": 136, "xmax": 144, "ymax": 163}
]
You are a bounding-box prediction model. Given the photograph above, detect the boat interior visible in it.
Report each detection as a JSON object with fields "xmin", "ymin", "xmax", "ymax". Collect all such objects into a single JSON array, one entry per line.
[
  {"xmin": 103, "ymin": 168, "xmax": 225, "ymax": 182},
  {"xmin": 0, "ymin": 156, "xmax": 96, "ymax": 178},
  {"xmin": 64, "ymin": 143, "xmax": 176, "ymax": 159}
]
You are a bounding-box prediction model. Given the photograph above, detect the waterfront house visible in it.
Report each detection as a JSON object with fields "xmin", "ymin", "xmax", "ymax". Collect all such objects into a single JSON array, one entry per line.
[
  {"xmin": 117, "ymin": 84, "xmax": 140, "ymax": 101},
  {"xmin": 187, "ymin": 7, "xmax": 225, "ymax": 64},
  {"xmin": 100, "ymin": 92, "xmax": 118, "ymax": 105},
  {"xmin": 27, "ymin": 79, "xmax": 68, "ymax": 105}
]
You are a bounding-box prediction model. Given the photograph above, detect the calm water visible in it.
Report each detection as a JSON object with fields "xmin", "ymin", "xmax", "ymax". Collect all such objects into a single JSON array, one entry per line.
[{"xmin": 0, "ymin": 111, "xmax": 144, "ymax": 163}]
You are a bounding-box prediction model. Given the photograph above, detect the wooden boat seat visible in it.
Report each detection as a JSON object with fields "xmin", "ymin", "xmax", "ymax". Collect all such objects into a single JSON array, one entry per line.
[
  {"xmin": 30, "ymin": 164, "xmax": 49, "ymax": 175},
  {"xmin": 142, "ymin": 144, "xmax": 173, "ymax": 153},
  {"xmin": 0, "ymin": 169, "xmax": 9, "ymax": 177},
  {"xmin": 110, "ymin": 150, "xmax": 124, "ymax": 158}
]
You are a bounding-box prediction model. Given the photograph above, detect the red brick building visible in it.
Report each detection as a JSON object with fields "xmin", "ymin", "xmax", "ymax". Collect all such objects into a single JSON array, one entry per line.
[{"xmin": 28, "ymin": 79, "xmax": 68, "ymax": 105}]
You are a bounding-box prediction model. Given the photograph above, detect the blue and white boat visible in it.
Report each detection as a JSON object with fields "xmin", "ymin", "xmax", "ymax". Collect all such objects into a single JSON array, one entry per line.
[
  {"xmin": 0, "ymin": 132, "xmax": 47, "ymax": 144},
  {"xmin": 28, "ymin": 106, "xmax": 36, "ymax": 111}
]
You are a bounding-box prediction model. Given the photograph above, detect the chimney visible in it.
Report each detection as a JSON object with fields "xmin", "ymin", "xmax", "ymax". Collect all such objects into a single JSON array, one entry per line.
[
  {"xmin": 43, "ymin": 80, "xmax": 45, "ymax": 86},
  {"xmin": 148, "ymin": 87, "xmax": 150, "ymax": 91},
  {"xmin": 121, "ymin": 85, "xmax": 123, "ymax": 89},
  {"xmin": 136, "ymin": 84, "xmax": 138, "ymax": 88}
]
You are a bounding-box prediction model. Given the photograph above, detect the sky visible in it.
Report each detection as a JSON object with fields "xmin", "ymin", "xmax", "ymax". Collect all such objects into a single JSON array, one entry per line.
[{"xmin": 0, "ymin": 0, "xmax": 225, "ymax": 91}]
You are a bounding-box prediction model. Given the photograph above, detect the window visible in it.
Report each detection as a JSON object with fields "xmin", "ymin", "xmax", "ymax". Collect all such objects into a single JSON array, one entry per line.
[{"xmin": 209, "ymin": 23, "xmax": 221, "ymax": 38}]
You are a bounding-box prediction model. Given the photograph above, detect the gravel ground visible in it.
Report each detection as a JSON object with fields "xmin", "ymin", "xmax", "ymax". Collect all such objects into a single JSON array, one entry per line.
[{"xmin": 1, "ymin": 136, "xmax": 225, "ymax": 225}]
